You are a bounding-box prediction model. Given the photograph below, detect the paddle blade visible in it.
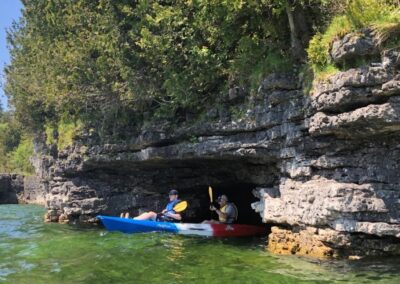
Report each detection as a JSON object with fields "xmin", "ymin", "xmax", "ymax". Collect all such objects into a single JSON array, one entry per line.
[
  {"xmin": 173, "ymin": 201, "xmax": 188, "ymax": 213},
  {"xmin": 208, "ymin": 186, "xmax": 213, "ymax": 203}
]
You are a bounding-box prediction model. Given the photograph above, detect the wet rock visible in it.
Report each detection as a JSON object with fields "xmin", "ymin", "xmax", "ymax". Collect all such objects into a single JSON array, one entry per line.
[
  {"xmin": 269, "ymin": 226, "xmax": 400, "ymax": 258},
  {"xmin": 268, "ymin": 226, "xmax": 336, "ymax": 258},
  {"xmin": 58, "ymin": 213, "xmax": 69, "ymax": 224}
]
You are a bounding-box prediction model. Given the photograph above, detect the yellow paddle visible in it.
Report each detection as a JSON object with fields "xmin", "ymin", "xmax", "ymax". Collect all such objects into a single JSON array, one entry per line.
[
  {"xmin": 208, "ymin": 186, "xmax": 214, "ymax": 219},
  {"xmin": 157, "ymin": 201, "xmax": 188, "ymax": 221},
  {"xmin": 208, "ymin": 186, "xmax": 213, "ymax": 203},
  {"xmin": 172, "ymin": 201, "xmax": 188, "ymax": 213}
]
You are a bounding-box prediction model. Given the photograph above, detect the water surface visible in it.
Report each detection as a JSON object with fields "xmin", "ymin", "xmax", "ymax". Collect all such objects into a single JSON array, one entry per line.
[{"xmin": 1, "ymin": 205, "xmax": 399, "ymax": 283}]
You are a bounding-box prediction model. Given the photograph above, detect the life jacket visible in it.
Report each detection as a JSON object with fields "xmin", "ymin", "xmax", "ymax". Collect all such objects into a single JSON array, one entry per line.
[
  {"xmin": 157, "ymin": 199, "xmax": 181, "ymax": 223},
  {"xmin": 219, "ymin": 203, "xmax": 238, "ymax": 223}
]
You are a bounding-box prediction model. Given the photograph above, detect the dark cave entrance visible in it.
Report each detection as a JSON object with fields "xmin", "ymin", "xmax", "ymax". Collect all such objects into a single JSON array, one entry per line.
[
  {"xmin": 152, "ymin": 158, "xmax": 278, "ymax": 225},
  {"xmin": 86, "ymin": 158, "xmax": 277, "ymax": 225},
  {"xmin": 180, "ymin": 182, "xmax": 262, "ymax": 225}
]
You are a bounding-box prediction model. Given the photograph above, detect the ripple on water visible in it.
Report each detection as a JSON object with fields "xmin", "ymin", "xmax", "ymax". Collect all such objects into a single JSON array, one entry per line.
[{"xmin": 0, "ymin": 267, "xmax": 15, "ymax": 281}]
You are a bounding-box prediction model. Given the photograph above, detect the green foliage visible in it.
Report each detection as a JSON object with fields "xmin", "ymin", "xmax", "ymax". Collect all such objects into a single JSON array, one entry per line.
[
  {"xmin": 346, "ymin": 0, "xmax": 398, "ymax": 29},
  {"xmin": 189, "ymin": 135, "xmax": 199, "ymax": 144},
  {"xmin": 0, "ymin": 112, "xmax": 33, "ymax": 174},
  {"xmin": 45, "ymin": 119, "xmax": 82, "ymax": 150},
  {"xmin": 0, "ymin": 113, "xmax": 22, "ymax": 153},
  {"xmin": 2, "ymin": 1, "xmax": 379, "ymax": 172},
  {"xmin": 57, "ymin": 120, "xmax": 82, "ymax": 150},
  {"xmin": 229, "ymin": 105, "xmax": 246, "ymax": 121},
  {"xmin": 5, "ymin": 0, "xmax": 294, "ymax": 135},
  {"xmin": 0, "ymin": 121, "xmax": 22, "ymax": 153},
  {"xmin": 308, "ymin": 0, "xmax": 400, "ymax": 76},
  {"xmin": 234, "ymin": 47, "xmax": 293, "ymax": 93},
  {"xmin": 7, "ymin": 136, "xmax": 34, "ymax": 175},
  {"xmin": 313, "ymin": 64, "xmax": 340, "ymax": 82},
  {"xmin": 45, "ymin": 123, "xmax": 56, "ymax": 146},
  {"xmin": 7, "ymin": 0, "xmax": 383, "ymax": 140}
]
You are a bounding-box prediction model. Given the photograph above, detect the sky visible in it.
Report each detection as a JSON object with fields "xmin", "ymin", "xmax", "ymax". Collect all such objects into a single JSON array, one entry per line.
[{"xmin": 0, "ymin": 0, "xmax": 23, "ymax": 110}]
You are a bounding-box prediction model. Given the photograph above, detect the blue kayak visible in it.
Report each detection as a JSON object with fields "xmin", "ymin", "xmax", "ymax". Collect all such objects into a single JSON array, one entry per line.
[
  {"xmin": 97, "ymin": 215, "xmax": 267, "ymax": 237},
  {"xmin": 97, "ymin": 215, "xmax": 179, "ymax": 234}
]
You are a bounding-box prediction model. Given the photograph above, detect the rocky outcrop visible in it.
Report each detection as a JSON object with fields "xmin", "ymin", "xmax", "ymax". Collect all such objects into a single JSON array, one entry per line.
[
  {"xmin": 21, "ymin": 176, "xmax": 48, "ymax": 205},
  {"xmin": 268, "ymin": 226, "xmax": 337, "ymax": 258},
  {"xmin": 330, "ymin": 29, "xmax": 379, "ymax": 65},
  {"xmin": 34, "ymin": 29, "xmax": 400, "ymax": 258},
  {"xmin": 268, "ymin": 226, "xmax": 400, "ymax": 258},
  {"xmin": 253, "ymin": 30, "xmax": 400, "ymax": 258},
  {"xmin": 0, "ymin": 174, "xmax": 47, "ymax": 205},
  {"xmin": 0, "ymin": 174, "xmax": 23, "ymax": 204}
]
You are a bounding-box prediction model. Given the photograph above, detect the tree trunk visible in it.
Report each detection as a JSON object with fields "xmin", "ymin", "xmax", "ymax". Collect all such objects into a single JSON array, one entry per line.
[{"xmin": 285, "ymin": 1, "xmax": 308, "ymax": 62}]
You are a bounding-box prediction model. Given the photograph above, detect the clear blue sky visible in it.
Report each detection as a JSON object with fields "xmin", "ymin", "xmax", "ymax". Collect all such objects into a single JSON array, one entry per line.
[{"xmin": 0, "ymin": 0, "xmax": 23, "ymax": 110}]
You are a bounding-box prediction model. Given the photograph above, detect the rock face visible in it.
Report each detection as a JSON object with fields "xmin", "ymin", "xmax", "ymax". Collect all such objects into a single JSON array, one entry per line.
[
  {"xmin": 20, "ymin": 176, "xmax": 48, "ymax": 205},
  {"xmin": 253, "ymin": 31, "xmax": 400, "ymax": 258},
  {"xmin": 35, "ymin": 30, "xmax": 400, "ymax": 258},
  {"xmin": 268, "ymin": 226, "xmax": 337, "ymax": 258},
  {"xmin": 330, "ymin": 29, "xmax": 379, "ymax": 65},
  {"xmin": 0, "ymin": 174, "xmax": 22, "ymax": 204},
  {"xmin": 0, "ymin": 174, "xmax": 45, "ymax": 205}
]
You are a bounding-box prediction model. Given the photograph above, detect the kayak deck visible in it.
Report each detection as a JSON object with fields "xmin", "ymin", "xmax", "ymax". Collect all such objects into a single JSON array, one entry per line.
[{"xmin": 97, "ymin": 215, "xmax": 267, "ymax": 237}]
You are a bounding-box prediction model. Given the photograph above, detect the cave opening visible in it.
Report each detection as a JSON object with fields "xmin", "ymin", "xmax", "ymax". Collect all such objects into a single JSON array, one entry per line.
[
  {"xmin": 180, "ymin": 182, "xmax": 263, "ymax": 225},
  {"xmin": 151, "ymin": 158, "xmax": 279, "ymax": 225},
  {"xmin": 84, "ymin": 158, "xmax": 277, "ymax": 225}
]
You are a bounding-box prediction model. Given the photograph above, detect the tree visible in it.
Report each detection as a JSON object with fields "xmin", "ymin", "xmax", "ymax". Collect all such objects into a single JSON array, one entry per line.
[{"xmin": 4, "ymin": 0, "xmax": 347, "ymax": 138}]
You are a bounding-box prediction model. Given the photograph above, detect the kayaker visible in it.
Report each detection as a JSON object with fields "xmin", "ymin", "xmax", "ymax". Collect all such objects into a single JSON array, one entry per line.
[
  {"xmin": 120, "ymin": 189, "xmax": 182, "ymax": 222},
  {"xmin": 202, "ymin": 194, "xmax": 238, "ymax": 224}
]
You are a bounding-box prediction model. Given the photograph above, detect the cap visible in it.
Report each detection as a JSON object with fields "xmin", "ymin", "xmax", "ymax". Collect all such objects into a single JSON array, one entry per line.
[
  {"xmin": 217, "ymin": 195, "xmax": 228, "ymax": 202},
  {"xmin": 168, "ymin": 189, "xmax": 179, "ymax": 195}
]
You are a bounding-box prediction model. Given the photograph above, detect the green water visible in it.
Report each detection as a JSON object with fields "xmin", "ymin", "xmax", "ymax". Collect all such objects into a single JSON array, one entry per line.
[{"xmin": 1, "ymin": 205, "xmax": 399, "ymax": 284}]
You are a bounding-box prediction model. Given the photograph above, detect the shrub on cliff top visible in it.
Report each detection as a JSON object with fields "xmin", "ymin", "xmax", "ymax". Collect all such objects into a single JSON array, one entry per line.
[{"xmin": 308, "ymin": 0, "xmax": 400, "ymax": 76}]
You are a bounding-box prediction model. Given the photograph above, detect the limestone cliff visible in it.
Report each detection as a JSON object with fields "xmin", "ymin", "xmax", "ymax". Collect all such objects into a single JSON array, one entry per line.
[
  {"xmin": 0, "ymin": 174, "xmax": 22, "ymax": 204},
  {"xmin": 0, "ymin": 174, "xmax": 47, "ymax": 205},
  {"xmin": 34, "ymin": 30, "xmax": 400, "ymax": 258}
]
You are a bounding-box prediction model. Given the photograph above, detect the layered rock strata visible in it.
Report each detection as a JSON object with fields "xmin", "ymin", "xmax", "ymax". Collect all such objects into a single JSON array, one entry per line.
[
  {"xmin": 253, "ymin": 32, "xmax": 400, "ymax": 258},
  {"xmin": 36, "ymin": 30, "xmax": 400, "ymax": 258}
]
